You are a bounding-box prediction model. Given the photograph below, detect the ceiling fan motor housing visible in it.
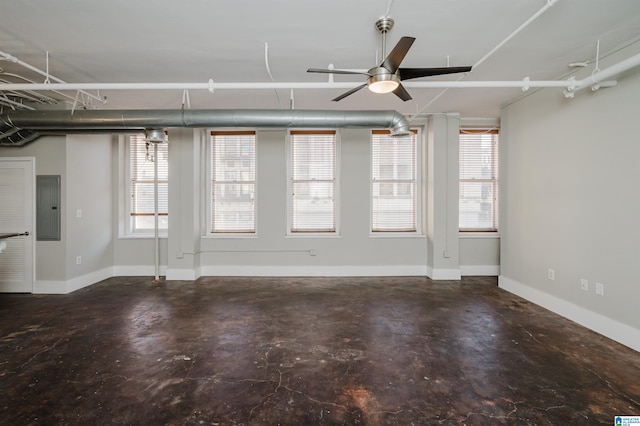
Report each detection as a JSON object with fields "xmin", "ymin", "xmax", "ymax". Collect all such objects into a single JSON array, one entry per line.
[{"xmin": 367, "ymin": 67, "xmax": 400, "ymax": 93}]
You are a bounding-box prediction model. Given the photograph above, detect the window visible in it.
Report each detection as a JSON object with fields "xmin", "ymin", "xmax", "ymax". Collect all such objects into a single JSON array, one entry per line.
[
  {"xmin": 459, "ymin": 130, "xmax": 499, "ymax": 231},
  {"xmin": 288, "ymin": 130, "xmax": 337, "ymax": 233},
  {"xmin": 128, "ymin": 135, "xmax": 169, "ymax": 233},
  {"xmin": 210, "ymin": 131, "xmax": 256, "ymax": 233},
  {"xmin": 371, "ymin": 130, "xmax": 418, "ymax": 232}
]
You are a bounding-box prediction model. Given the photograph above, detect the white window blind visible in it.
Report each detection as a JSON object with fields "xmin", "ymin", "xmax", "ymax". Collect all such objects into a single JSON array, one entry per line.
[
  {"xmin": 459, "ymin": 130, "xmax": 499, "ymax": 231},
  {"xmin": 289, "ymin": 130, "xmax": 337, "ymax": 233},
  {"xmin": 210, "ymin": 131, "xmax": 256, "ymax": 233},
  {"xmin": 371, "ymin": 130, "xmax": 417, "ymax": 232},
  {"xmin": 129, "ymin": 135, "xmax": 168, "ymax": 232}
]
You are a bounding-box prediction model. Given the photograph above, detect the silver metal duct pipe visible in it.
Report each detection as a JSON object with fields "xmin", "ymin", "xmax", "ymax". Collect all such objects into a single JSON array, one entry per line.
[
  {"xmin": 0, "ymin": 109, "xmax": 410, "ymax": 146},
  {"xmin": 0, "ymin": 128, "xmax": 41, "ymax": 146}
]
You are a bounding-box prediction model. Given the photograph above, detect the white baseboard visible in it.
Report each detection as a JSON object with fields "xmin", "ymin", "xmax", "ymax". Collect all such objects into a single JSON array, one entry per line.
[
  {"xmin": 34, "ymin": 267, "xmax": 114, "ymax": 294},
  {"xmin": 113, "ymin": 265, "xmax": 168, "ymax": 276},
  {"xmin": 199, "ymin": 265, "xmax": 428, "ymax": 277},
  {"xmin": 461, "ymin": 265, "xmax": 500, "ymax": 276},
  {"xmin": 31, "ymin": 263, "xmax": 494, "ymax": 293},
  {"xmin": 427, "ymin": 267, "xmax": 461, "ymax": 280},
  {"xmin": 166, "ymin": 268, "xmax": 200, "ymax": 280},
  {"xmin": 499, "ymin": 275, "xmax": 640, "ymax": 353}
]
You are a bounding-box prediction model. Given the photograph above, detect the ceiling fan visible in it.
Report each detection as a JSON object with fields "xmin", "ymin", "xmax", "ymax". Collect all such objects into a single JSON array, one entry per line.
[{"xmin": 307, "ymin": 17, "xmax": 472, "ymax": 102}]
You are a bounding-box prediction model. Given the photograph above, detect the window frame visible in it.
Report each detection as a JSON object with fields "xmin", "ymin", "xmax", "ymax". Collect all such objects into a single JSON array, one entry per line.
[
  {"xmin": 207, "ymin": 130, "xmax": 257, "ymax": 236},
  {"xmin": 122, "ymin": 134, "xmax": 169, "ymax": 237},
  {"xmin": 370, "ymin": 128, "xmax": 422, "ymax": 235},
  {"xmin": 459, "ymin": 129, "xmax": 499, "ymax": 233},
  {"xmin": 286, "ymin": 129, "xmax": 340, "ymax": 236}
]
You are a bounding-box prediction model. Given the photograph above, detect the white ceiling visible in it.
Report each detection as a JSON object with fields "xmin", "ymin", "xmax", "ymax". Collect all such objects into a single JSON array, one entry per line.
[{"xmin": 1, "ymin": 0, "xmax": 640, "ymax": 119}]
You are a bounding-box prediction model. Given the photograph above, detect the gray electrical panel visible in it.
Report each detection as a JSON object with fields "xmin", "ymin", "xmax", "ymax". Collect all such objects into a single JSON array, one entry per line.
[{"xmin": 36, "ymin": 175, "xmax": 61, "ymax": 241}]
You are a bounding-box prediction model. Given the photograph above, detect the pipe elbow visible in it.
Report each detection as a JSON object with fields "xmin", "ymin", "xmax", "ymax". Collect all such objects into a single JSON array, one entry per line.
[{"xmin": 389, "ymin": 111, "xmax": 411, "ymax": 137}]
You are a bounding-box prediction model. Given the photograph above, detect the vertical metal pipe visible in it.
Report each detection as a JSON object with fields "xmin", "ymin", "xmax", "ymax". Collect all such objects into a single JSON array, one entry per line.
[{"xmin": 154, "ymin": 142, "xmax": 159, "ymax": 282}]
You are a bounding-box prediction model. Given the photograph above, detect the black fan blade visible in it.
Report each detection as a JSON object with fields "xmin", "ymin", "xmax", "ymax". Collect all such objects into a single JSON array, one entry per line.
[
  {"xmin": 332, "ymin": 83, "xmax": 367, "ymax": 102},
  {"xmin": 307, "ymin": 68, "xmax": 371, "ymax": 76},
  {"xmin": 399, "ymin": 66, "xmax": 472, "ymax": 81},
  {"xmin": 393, "ymin": 83, "xmax": 412, "ymax": 101},
  {"xmin": 381, "ymin": 37, "xmax": 416, "ymax": 73}
]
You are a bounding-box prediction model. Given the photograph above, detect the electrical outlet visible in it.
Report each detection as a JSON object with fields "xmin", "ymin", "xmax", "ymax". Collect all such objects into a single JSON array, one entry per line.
[
  {"xmin": 76, "ymin": 209, "xmax": 82, "ymax": 218},
  {"xmin": 595, "ymin": 282, "xmax": 604, "ymax": 296},
  {"xmin": 547, "ymin": 269, "xmax": 555, "ymax": 280},
  {"xmin": 580, "ymin": 278, "xmax": 588, "ymax": 291},
  {"xmin": 76, "ymin": 256, "xmax": 82, "ymax": 265}
]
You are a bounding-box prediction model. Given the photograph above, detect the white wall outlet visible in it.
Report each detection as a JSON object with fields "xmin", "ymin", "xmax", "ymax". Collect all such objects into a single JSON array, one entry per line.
[
  {"xmin": 580, "ymin": 278, "xmax": 588, "ymax": 291},
  {"xmin": 547, "ymin": 269, "xmax": 555, "ymax": 280},
  {"xmin": 595, "ymin": 282, "xmax": 604, "ymax": 296},
  {"xmin": 76, "ymin": 256, "xmax": 82, "ymax": 265},
  {"xmin": 76, "ymin": 209, "xmax": 82, "ymax": 218}
]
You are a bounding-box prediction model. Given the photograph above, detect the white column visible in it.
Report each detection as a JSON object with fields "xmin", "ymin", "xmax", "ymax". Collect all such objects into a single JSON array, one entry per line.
[{"xmin": 426, "ymin": 114, "xmax": 461, "ymax": 280}]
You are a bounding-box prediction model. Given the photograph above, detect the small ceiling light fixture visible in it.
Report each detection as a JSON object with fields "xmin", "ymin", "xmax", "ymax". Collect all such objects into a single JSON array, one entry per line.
[{"xmin": 367, "ymin": 67, "xmax": 400, "ymax": 94}]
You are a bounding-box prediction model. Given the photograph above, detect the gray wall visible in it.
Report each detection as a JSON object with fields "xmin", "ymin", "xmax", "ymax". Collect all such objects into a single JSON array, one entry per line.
[{"xmin": 499, "ymin": 56, "xmax": 640, "ymax": 350}]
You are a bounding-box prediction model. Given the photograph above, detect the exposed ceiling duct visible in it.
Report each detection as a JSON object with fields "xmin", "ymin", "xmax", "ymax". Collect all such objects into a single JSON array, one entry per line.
[{"xmin": 0, "ymin": 108, "xmax": 411, "ymax": 146}]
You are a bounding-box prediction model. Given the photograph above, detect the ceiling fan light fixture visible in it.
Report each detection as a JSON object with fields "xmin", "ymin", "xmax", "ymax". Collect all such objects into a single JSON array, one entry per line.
[{"xmin": 367, "ymin": 72, "xmax": 400, "ymax": 94}]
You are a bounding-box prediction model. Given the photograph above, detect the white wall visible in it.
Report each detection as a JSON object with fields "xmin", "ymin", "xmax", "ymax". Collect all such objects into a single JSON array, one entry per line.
[
  {"xmin": 0, "ymin": 134, "xmax": 114, "ymax": 292},
  {"xmin": 167, "ymin": 127, "xmax": 432, "ymax": 278},
  {"xmin": 460, "ymin": 235, "xmax": 500, "ymax": 276},
  {"xmin": 1, "ymin": 117, "xmax": 501, "ymax": 292},
  {"xmin": 499, "ymin": 58, "xmax": 640, "ymax": 351},
  {"xmin": 0, "ymin": 136, "xmax": 67, "ymax": 282},
  {"xmin": 65, "ymin": 135, "xmax": 113, "ymax": 288}
]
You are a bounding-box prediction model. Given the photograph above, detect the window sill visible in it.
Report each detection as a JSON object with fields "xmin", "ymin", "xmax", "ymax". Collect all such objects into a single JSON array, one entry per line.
[
  {"xmin": 369, "ymin": 232, "xmax": 425, "ymax": 238},
  {"xmin": 286, "ymin": 233, "xmax": 341, "ymax": 239},
  {"xmin": 202, "ymin": 234, "xmax": 258, "ymax": 239},
  {"xmin": 118, "ymin": 234, "xmax": 168, "ymax": 240},
  {"xmin": 459, "ymin": 232, "xmax": 500, "ymax": 239}
]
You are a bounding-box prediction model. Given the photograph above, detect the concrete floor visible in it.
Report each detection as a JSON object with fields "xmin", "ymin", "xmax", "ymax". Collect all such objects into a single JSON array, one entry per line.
[{"xmin": 1, "ymin": 276, "xmax": 639, "ymax": 425}]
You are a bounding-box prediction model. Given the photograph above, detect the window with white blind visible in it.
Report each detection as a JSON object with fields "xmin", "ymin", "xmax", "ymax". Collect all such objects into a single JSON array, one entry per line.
[
  {"xmin": 288, "ymin": 130, "xmax": 338, "ymax": 233},
  {"xmin": 459, "ymin": 130, "xmax": 499, "ymax": 232},
  {"xmin": 371, "ymin": 129, "xmax": 418, "ymax": 232},
  {"xmin": 209, "ymin": 131, "xmax": 256, "ymax": 234},
  {"xmin": 128, "ymin": 135, "xmax": 169, "ymax": 233}
]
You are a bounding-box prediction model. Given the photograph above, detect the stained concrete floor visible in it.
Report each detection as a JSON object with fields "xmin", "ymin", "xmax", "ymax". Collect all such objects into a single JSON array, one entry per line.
[{"xmin": 1, "ymin": 276, "xmax": 639, "ymax": 425}]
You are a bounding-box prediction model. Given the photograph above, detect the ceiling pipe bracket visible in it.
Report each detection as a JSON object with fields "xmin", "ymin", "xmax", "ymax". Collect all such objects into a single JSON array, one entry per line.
[{"xmin": 563, "ymin": 76, "xmax": 577, "ymax": 98}]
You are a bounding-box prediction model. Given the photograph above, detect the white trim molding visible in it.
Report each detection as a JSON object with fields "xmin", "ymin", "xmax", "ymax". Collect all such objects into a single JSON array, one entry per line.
[
  {"xmin": 499, "ymin": 275, "xmax": 640, "ymax": 353},
  {"xmin": 114, "ymin": 265, "xmax": 168, "ymax": 277},
  {"xmin": 461, "ymin": 265, "xmax": 500, "ymax": 276},
  {"xmin": 34, "ymin": 267, "xmax": 113, "ymax": 294},
  {"xmin": 427, "ymin": 267, "xmax": 462, "ymax": 280},
  {"xmin": 166, "ymin": 267, "xmax": 200, "ymax": 281},
  {"xmin": 200, "ymin": 265, "xmax": 428, "ymax": 277}
]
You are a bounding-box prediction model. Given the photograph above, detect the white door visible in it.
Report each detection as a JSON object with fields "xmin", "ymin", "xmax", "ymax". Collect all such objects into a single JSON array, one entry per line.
[{"xmin": 0, "ymin": 158, "xmax": 35, "ymax": 292}]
